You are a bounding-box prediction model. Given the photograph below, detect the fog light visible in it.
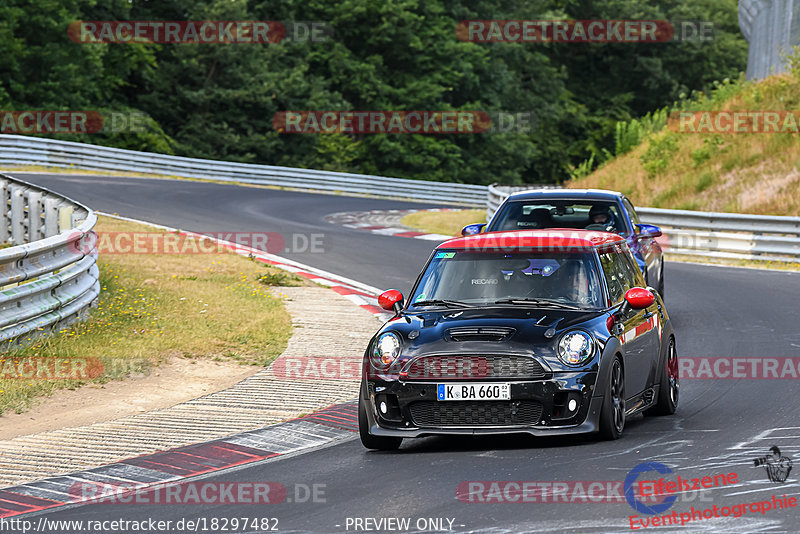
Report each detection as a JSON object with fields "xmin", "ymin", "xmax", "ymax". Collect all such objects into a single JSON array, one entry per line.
[
  {"xmin": 568, "ymin": 399, "xmax": 577, "ymax": 412},
  {"xmin": 380, "ymin": 401, "xmax": 388, "ymax": 414}
]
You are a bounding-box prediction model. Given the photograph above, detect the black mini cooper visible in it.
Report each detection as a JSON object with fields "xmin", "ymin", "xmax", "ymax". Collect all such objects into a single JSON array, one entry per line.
[{"xmin": 359, "ymin": 229, "xmax": 678, "ymax": 450}]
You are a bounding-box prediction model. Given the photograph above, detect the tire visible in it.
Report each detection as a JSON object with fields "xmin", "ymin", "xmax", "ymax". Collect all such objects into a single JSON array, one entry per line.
[
  {"xmin": 645, "ymin": 337, "xmax": 678, "ymax": 416},
  {"xmin": 599, "ymin": 358, "xmax": 625, "ymax": 440},
  {"xmin": 359, "ymin": 396, "xmax": 403, "ymax": 451}
]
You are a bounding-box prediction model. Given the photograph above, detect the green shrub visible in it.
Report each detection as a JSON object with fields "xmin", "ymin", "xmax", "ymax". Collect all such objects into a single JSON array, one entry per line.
[
  {"xmin": 569, "ymin": 153, "xmax": 595, "ymax": 180},
  {"xmin": 640, "ymin": 134, "xmax": 679, "ymax": 177},
  {"xmin": 691, "ymin": 146, "xmax": 711, "ymax": 166},
  {"xmin": 256, "ymin": 271, "xmax": 304, "ymax": 287},
  {"xmin": 615, "ymin": 108, "xmax": 669, "ymax": 156},
  {"xmin": 695, "ymin": 172, "xmax": 714, "ymax": 192}
]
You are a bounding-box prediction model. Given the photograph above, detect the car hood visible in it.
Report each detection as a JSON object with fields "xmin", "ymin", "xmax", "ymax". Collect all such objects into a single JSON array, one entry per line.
[{"xmin": 375, "ymin": 306, "xmax": 610, "ymax": 373}]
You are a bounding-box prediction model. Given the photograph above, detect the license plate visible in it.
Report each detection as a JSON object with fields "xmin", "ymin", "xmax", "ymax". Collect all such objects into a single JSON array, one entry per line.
[{"xmin": 437, "ymin": 383, "xmax": 510, "ymax": 401}]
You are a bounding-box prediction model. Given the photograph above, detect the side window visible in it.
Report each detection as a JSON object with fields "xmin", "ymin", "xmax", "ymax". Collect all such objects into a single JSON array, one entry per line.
[
  {"xmin": 599, "ymin": 250, "xmax": 624, "ymax": 304},
  {"xmin": 599, "ymin": 245, "xmax": 638, "ymax": 305},
  {"xmin": 613, "ymin": 244, "xmax": 639, "ymax": 290},
  {"xmin": 619, "ymin": 244, "xmax": 647, "ymax": 287},
  {"xmin": 490, "ymin": 202, "xmax": 522, "ymax": 231},
  {"xmin": 622, "ymin": 198, "xmax": 640, "ymax": 226}
]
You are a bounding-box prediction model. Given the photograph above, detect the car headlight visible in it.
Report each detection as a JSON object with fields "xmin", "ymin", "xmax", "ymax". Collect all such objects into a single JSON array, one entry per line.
[
  {"xmin": 372, "ymin": 332, "xmax": 401, "ymax": 368},
  {"xmin": 558, "ymin": 331, "xmax": 595, "ymax": 366}
]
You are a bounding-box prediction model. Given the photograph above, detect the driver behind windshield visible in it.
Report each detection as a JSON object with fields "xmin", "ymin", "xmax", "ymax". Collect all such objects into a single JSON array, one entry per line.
[
  {"xmin": 549, "ymin": 260, "xmax": 593, "ymax": 305},
  {"xmin": 586, "ymin": 204, "xmax": 617, "ymax": 233}
]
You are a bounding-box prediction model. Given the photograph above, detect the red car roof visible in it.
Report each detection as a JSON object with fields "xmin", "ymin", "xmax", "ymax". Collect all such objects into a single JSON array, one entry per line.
[{"xmin": 438, "ymin": 229, "xmax": 625, "ymax": 251}]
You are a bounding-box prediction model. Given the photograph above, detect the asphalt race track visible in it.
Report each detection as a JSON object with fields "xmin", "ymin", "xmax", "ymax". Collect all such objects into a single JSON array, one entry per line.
[
  {"xmin": 9, "ymin": 173, "xmax": 800, "ymax": 533},
  {"xmin": 14, "ymin": 173, "xmax": 440, "ymax": 291}
]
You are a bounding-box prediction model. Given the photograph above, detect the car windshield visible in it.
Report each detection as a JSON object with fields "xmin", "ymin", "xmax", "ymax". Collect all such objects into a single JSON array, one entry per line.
[
  {"xmin": 410, "ymin": 250, "xmax": 604, "ymax": 309},
  {"xmin": 489, "ymin": 200, "xmax": 627, "ymax": 235}
]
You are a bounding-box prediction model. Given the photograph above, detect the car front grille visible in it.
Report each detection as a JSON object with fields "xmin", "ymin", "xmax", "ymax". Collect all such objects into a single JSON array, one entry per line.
[
  {"xmin": 403, "ymin": 355, "xmax": 546, "ymax": 380},
  {"xmin": 409, "ymin": 400, "xmax": 543, "ymax": 427}
]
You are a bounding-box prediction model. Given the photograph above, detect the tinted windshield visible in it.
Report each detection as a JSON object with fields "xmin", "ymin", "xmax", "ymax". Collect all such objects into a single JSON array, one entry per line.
[
  {"xmin": 489, "ymin": 200, "xmax": 627, "ymax": 235},
  {"xmin": 410, "ymin": 250, "xmax": 604, "ymax": 308}
]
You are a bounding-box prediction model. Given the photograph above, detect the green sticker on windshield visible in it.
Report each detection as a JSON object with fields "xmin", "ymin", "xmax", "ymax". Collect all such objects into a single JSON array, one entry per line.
[
  {"xmin": 415, "ymin": 294, "xmax": 426, "ymax": 302},
  {"xmin": 435, "ymin": 252, "xmax": 455, "ymax": 259}
]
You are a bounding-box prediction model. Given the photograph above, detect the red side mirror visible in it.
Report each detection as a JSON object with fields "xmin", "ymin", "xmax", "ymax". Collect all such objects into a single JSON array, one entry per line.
[
  {"xmin": 624, "ymin": 287, "xmax": 655, "ymax": 309},
  {"xmin": 378, "ymin": 289, "xmax": 404, "ymax": 312}
]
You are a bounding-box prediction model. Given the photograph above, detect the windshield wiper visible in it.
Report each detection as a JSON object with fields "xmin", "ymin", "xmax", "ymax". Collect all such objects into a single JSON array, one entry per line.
[
  {"xmin": 493, "ymin": 298, "xmax": 583, "ymax": 310},
  {"xmin": 412, "ymin": 299, "xmax": 473, "ymax": 308}
]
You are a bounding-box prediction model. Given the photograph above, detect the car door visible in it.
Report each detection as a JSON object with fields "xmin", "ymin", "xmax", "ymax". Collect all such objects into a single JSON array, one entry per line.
[
  {"xmin": 620, "ymin": 246, "xmax": 661, "ymax": 384},
  {"xmin": 599, "ymin": 245, "xmax": 656, "ymax": 397}
]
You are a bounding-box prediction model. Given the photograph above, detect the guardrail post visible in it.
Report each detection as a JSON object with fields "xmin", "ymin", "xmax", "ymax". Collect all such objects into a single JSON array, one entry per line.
[
  {"xmin": 0, "ymin": 179, "xmax": 9, "ymax": 243},
  {"xmin": 44, "ymin": 197, "xmax": 60, "ymax": 237},
  {"xmin": 27, "ymin": 190, "xmax": 44, "ymax": 242},
  {"xmin": 10, "ymin": 185, "xmax": 25, "ymax": 244},
  {"xmin": 59, "ymin": 205, "xmax": 74, "ymax": 233}
]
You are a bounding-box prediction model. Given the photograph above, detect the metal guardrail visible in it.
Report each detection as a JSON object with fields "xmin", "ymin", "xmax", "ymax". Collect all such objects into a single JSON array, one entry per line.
[
  {"xmin": 486, "ymin": 184, "xmax": 545, "ymax": 221},
  {"xmin": 0, "ymin": 135, "xmax": 487, "ymax": 206},
  {"xmin": 486, "ymin": 184, "xmax": 800, "ymax": 262},
  {"xmin": 0, "ymin": 173, "xmax": 99, "ymax": 347},
  {"xmin": 2, "ymin": 134, "xmax": 797, "ymax": 264}
]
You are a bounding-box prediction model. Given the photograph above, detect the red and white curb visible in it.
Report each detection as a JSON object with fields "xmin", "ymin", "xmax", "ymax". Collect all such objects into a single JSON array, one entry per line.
[
  {"xmin": 97, "ymin": 212, "xmax": 394, "ymax": 322},
  {"xmin": 325, "ymin": 208, "xmax": 468, "ymax": 241},
  {"xmin": 0, "ymin": 403, "xmax": 358, "ymax": 518}
]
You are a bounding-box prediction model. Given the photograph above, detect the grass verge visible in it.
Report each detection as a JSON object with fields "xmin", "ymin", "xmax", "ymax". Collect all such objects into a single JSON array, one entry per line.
[
  {"xmin": 664, "ymin": 253, "xmax": 800, "ymax": 272},
  {"xmin": 0, "ymin": 215, "xmax": 307, "ymax": 415},
  {"xmin": 400, "ymin": 209, "xmax": 485, "ymax": 236}
]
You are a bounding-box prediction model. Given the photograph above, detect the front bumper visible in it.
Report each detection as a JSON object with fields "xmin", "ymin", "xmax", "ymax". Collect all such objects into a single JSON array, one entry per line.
[{"xmin": 363, "ymin": 372, "xmax": 603, "ymax": 437}]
